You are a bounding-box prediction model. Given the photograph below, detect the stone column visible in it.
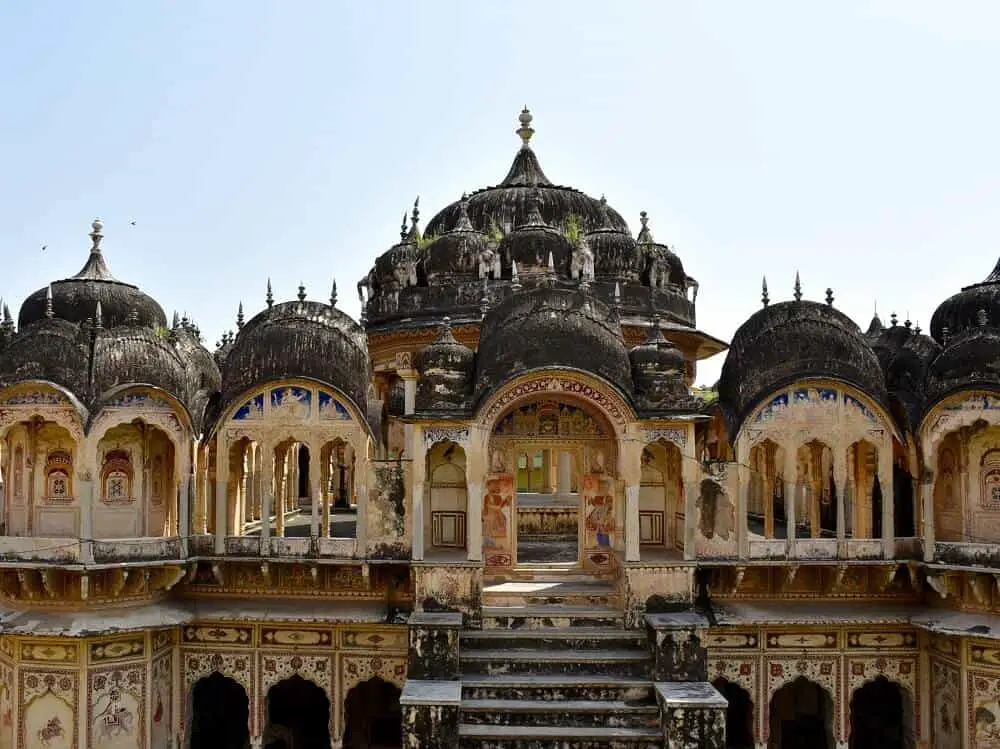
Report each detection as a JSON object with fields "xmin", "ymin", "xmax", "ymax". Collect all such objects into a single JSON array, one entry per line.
[
  {"xmin": 736, "ymin": 455, "xmax": 749, "ymax": 558},
  {"xmin": 260, "ymin": 447, "xmax": 273, "ymax": 556},
  {"xmin": 834, "ymin": 447, "xmax": 847, "ymax": 555},
  {"xmin": 214, "ymin": 434, "xmax": 227, "ymax": 555},
  {"xmin": 275, "ymin": 448, "xmax": 286, "ymax": 538},
  {"xmin": 784, "ymin": 448, "xmax": 797, "ymax": 557},
  {"xmin": 400, "ymin": 681, "xmax": 461, "ymax": 749},
  {"xmin": 682, "ymin": 434, "xmax": 699, "ymax": 561},
  {"xmin": 625, "ymin": 484, "xmax": 640, "ymax": 562},
  {"xmin": 880, "ymin": 447, "xmax": 895, "ymax": 558},
  {"xmin": 412, "ymin": 425, "xmax": 426, "ymax": 561},
  {"xmin": 310, "ymin": 447, "xmax": 320, "ymax": 539},
  {"xmin": 540, "ymin": 449, "xmax": 553, "ymax": 493},
  {"xmin": 646, "ymin": 613, "xmax": 708, "ymax": 682},
  {"xmin": 79, "ymin": 471, "xmax": 95, "ymax": 565},
  {"xmin": 921, "ymin": 454, "xmax": 934, "ymax": 562},
  {"xmin": 557, "ymin": 450, "xmax": 573, "ymax": 493},
  {"xmin": 179, "ymin": 472, "xmax": 191, "ymax": 558},
  {"xmin": 407, "ymin": 612, "xmax": 463, "ymax": 679},
  {"xmin": 196, "ymin": 447, "xmax": 209, "ymax": 535}
]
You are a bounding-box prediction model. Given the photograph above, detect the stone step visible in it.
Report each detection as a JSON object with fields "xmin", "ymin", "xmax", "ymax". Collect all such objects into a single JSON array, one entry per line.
[
  {"xmin": 461, "ymin": 628, "xmax": 646, "ymax": 651},
  {"xmin": 461, "ymin": 699, "xmax": 660, "ymax": 729},
  {"xmin": 482, "ymin": 605, "xmax": 624, "ymax": 630},
  {"xmin": 462, "ymin": 675, "xmax": 656, "ymax": 703},
  {"xmin": 458, "ymin": 723, "xmax": 662, "ymax": 749},
  {"xmin": 461, "ymin": 648, "xmax": 650, "ymax": 678},
  {"xmin": 483, "ymin": 580, "xmax": 618, "ymax": 607}
]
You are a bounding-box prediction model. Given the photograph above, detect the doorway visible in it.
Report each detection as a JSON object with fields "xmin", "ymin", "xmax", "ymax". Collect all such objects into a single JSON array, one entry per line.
[
  {"xmin": 188, "ymin": 673, "xmax": 250, "ymax": 749},
  {"xmin": 768, "ymin": 677, "xmax": 834, "ymax": 749},
  {"xmin": 263, "ymin": 674, "xmax": 331, "ymax": 749},
  {"xmin": 515, "ymin": 447, "xmax": 579, "ymax": 565}
]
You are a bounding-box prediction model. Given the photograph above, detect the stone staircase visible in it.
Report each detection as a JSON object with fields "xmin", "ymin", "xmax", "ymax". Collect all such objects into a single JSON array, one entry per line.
[{"xmin": 456, "ymin": 574, "xmax": 663, "ymax": 749}]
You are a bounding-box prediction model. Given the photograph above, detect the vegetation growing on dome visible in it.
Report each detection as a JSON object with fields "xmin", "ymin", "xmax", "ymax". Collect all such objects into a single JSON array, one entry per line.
[
  {"xmin": 485, "ymin": 219, "xmax": 504, "ymax": 244},
  {"xmin": 563, "ymin": 213, "xmax": 583, "ymax": 246},
  {"xmin": 416, "ymin": 233, "xmax": 440, "ymax": 250}
]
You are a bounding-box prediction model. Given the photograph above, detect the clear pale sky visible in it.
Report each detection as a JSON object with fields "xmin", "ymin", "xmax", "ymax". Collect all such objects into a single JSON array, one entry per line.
[{"xmin": 2, "ymin": 1, "xmax": 998, "ymax": 386}]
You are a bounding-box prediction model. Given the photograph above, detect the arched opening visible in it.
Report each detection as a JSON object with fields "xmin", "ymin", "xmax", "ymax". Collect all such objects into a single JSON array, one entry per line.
[
  {"xmin": 846, "ymin": 440, "xmax": 880, "ymax": 539},
  {"xmin": 320, "ymin": 438, "xmax": 357, "ymax": 539},
  {"xmin": 189, "ymin": 673, "xmax": 249, "ymax": 749},
  {"xmin": 794, "ymin": 440, "xmax": 835, "ymax": 539},
  {"xmin": 640, "ymin": 440, "xmax": 685, "ymax": 557},
  {"xmin": 768, "ymin": 677, "xmax": 834, "ymax": 749},
  {"xmin": 426, "ymin": 441, "xmax": 468, "ymax": 557},
  {"xmin": 298, "ymin": 444, "xmax": 310, "ymax": 500},
  {"xmin": 748, "ymin": 439, "xmax": 787, "ymax": 541},
  {"xmin": 712, "ymin": 678, "xmax": 754, "ymax": 749},
  {"xmin": 93, "ymin": 420, "xmax": 177, "ymax": 538},
  {"xmin": 1, "ymin": 417, "xmax": 78, "ymax": 537},
  {"xmin": 933, "ymin": 432, "xmax": 963, "ymax": 542},
  {"xmin": 849, "ymin": 677, "xmax": 915, "ymax": 749},
  {"xmin": 892, "ymin": 439, "xmax": 916, "ymax": 538},
  {"xmin": 263, "ymin": 674, "xmax": 331, "ymax": 749},
  {"xmin": 342, "ymin": 677, "xmax": 401, "ymax": 749},
  {"xmin": 490, "ymin": 397, "xmax": 616, "ymax": 569}
]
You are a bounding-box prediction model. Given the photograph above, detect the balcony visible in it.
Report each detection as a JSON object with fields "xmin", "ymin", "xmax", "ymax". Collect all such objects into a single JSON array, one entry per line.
[{"xmin": 934, "ymin": 541, "xmax": 1000, "ymax": 569}]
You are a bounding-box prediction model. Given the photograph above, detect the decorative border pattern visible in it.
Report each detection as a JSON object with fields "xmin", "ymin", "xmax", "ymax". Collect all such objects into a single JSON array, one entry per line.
[{"xmin": 478, "ymin": 372, "xmax": 631, "ymax": 429}]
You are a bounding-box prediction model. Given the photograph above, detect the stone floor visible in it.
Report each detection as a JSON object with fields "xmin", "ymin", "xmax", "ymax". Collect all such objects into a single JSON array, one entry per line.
[{"xmin": 517, "ymin": 539, "xmax": 578, "ymax": 564}]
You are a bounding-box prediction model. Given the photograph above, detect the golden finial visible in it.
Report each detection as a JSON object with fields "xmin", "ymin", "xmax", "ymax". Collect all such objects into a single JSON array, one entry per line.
[{"xmin": 517, "ymin": 107, "xmax": 535, "ymax": 147}]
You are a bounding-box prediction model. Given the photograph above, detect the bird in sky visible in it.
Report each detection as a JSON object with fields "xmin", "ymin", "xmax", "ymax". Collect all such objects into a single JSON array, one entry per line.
[
  {"xmin": 41, "ymin": 244, "xmax": 47, "ymax": 251},
  {"xmin": 129, "ymin": 220, "xmax": 136, "ymax": 226}
]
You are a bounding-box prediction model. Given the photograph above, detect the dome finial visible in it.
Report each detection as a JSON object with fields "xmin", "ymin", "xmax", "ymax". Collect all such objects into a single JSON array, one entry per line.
[
  {"xmin": 825, "ymin": 287, "xmax": 834, "ymax": 306},
  {"xmin": 236, "ymin": 302, "xmax": 244, "ymax": 329},
  {"xmin": 517, "ymin": 106, "xmax": 535, "ymax": 147},
  {"xmin": 511, "ymin": 261, "xmax": 522, "ymax": 290},
  {"xmin": 171, "ymin": 310, "xmax": 180, "ymax": 330},
  {"xmin": 915, "ymin": 321, "xmax": 922, "ymax": 335},
  {"xmin": 637, "ymin": 211, "xmax": 652, "ymax": 243},
  {"xmin": 330, "ymin": 279, "xmax": 338, "ymax": 307},
  {"xmin": 298, "ymin": 282, "xmax": 307, "ymax": 302},
  {"xmin": 761, "ymin": 276, "xmax": 769, "ymax": 308},
  {"xmin": 94, "ymin": 301, "xmax": 103, "ymax": 330},
  {"xmin": 904, "ymin": 315, "xmax": 912, "ymax": 329},
  {"xmin": 890, "ymin": 311, "xmax": 898, "ymax": 327},
  {"xmin": 90, "ymin": 217, "xmax": 104, "ymax": 253},
  {"xmin": 266, "ymin": 279, "xmax": 274, "ymax": 308},
  {"xmin": 45, "ymin": 284, "xmax": 54, "ymax": 318},
  {"xmin": 400, "ymin": 212, "xmax": 409, "ymax": 241},
  {"xmin": 613, "ymin": 281, "xmax": 622, "ymax": 308},
  {"xmin": 793, "ymin": 271, "xmax": 802, "ymax": 302},
  {"xmin": 407, "ymin": 197, "xmax": 421, "ymax": 240},
  {"xmin": 453, "ymin": 197, "xmax": 474, "ymax": 232}
]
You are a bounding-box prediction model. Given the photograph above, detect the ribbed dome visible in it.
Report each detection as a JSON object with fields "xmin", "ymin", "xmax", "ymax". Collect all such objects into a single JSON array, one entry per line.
[
  {"xmin": 0, "ymin": 318, "xmax": 90, "ymax": 400},
  {"xmin": 637, "ymin": 213, "xmax": 686, "ymax": 288},
  {"xmin": 416, "ymin": 318, "xmax": 475, "ymax": 411},
  {"xmin": 925, "ymin": 320, "xmax": 1000, "ymax": 407},
  {"xmin": 718, "ymin": 292, "xmax": 887, "ymax": 436},
  {"xmin": 498, "ymin": 199, "xmax": 574, "ymax": 278},
  {"xmin": 630, "ymin": 322, "xmax": 687, "ymax": 376},
  {"xmin": 373, "ymin": 220, "xmax": 422, "ymax": 293},
  {"xmin": 91, "ymin": 325, "xmax": 189, "ymax": 403},
  {"xmin": 171, "ymin": 324, "xmax": 223, "ymax": 430},
  {"xmin": 870, "ymin": 320, "xmax": 941, "ymax": 433},
  {"xmin": 588, "ymin": 200, "xmax": 642, "ymax": 283},
  {"xmin": 930, "ymin": 257, "xmax": 1000, "ymax": 342},
  {"xmin": 475, "ymin": 286, "xmax": 632, "ymax": 401},
  {"xmin": 423, "ymin": 199, "xmax": 486, "ymax": 285},
  {"xmin": 424, "ymin": 109, "xmax": 630, "ymax": 239},
  {"xmin": 220, "ymin": 297, "xmax": 370, "ymax": 423},
  {"xmin": 629, "ymin": 320, "xmax": 694, "ymax": 412},
  {"xmin": 18, "ymin": 219, "xmax": 167, "ymax": 331}
]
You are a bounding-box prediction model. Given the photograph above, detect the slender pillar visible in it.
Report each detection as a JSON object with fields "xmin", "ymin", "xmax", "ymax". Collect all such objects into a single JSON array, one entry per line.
[
  {"xmin": 467, "ymin": 480, "xmax": 483, "ymax": 562},
  {"xmin": 784, "ymin": 448, "xmax": 797, "ymax": 557},
  {"xmin": 260, "ymin": 447, "xmax": 273, "ymax": 555},
  {"xmin": 921, "ymin": 453, "xmax": 934, "ymax": 562},
  {"xmin": 625, "ymin": 484, "xmax": 640, "ymax": 562},
  {"xmin": 179, "ymin": 473, "xmax": 191, "ymax": 557},
  {"xmin": 540, "ymin": 450, "xmax": 553, "ymax": 493},
  {"xmin": 79, "ymin": 473, "xmax": 95, "ymax": 564},
  {"xmin": 275, "ymin": 448, "xmax": 286, "ymax": 538},
  {"xmin": 413, "ymin": 481, "xmax": 425, "ymax": 561},
  {"xmin": 197, "ymin": 448, "xmax": 209, "ymax": 535},
  {"xmin": 214, "ymin": 434, "xmax": 228, "ymax": 555},
  {"xmin": 834, "ymin": 447, "xmax": 847, "ymax": 552},
  {"xmin": 310, "ymin": 447, "xmax": 320, "ymax": 538},
  {"xmin": 880, "ymin": 447, "xmax": 895, "ymax": 558},
  {"xmin": 557, "ymin": 451, "xmax": 573, "ymax": 494},
  {"xmin": 736, "ymin": 461, "xmax": 749, "ymax": 558}
]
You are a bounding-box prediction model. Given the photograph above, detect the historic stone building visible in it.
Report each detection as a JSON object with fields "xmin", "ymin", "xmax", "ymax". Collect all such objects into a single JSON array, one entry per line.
[{"xmin": 0, "ymin": 109, "xmax": 997, "ymax": 749}]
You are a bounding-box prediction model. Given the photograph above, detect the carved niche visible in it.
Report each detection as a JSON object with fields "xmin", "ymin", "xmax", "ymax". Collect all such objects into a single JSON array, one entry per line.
[
  {"xmin": 980, "ymin": 449, "xmax": 1000, "ymax": 511},
  {"xmin": 492, "ymin": 401, "xmax": 605, "ymax": 439},
  {"xmin": 44, "ymin": 450, "xmax": 73, "ymax": 503},
  {"xmin": 101, "ymin": 450, "xmax": 133, "ymax": 505}
]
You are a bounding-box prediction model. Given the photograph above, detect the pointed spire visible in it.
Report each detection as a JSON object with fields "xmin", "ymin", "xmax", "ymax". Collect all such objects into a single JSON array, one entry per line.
[
  {"xmin": 517, "ymin": 107, "xmax": 535, "ymax": 146},
  {"xmin": 266, "ymin": 279, "xmax": 274, "ymax": 308},
  {"xmin": 825, "ymin": 287, "xmax": 834, "ymax": 306},
  {"xmin": 511, "ymin": 261, "xmax": 522, "ymax": 290},
  {"xmin": 44, "ymin": 285, "xmax": 54, "ymax": 318},
  {"xmin": 90, "ymin": 217, "xmax": 104, "ymax": 252},
  {"xmin": 297, "ymin": 282, "xmax": 306, "ymax": 302},
  {"xmin": 72, "ymin": 217, "xmax": 117, "ymax": 281},
  {"xmin": 637, "ymin": 211, "xmax": 653, "ymax": 243},
  {"xmin": 330, "ymin": 279, "xmax": 338, "ymax": 307},
  {"xmin": 502, "ymin": 107, "xmax": 552, "ymax": 187},
  {"xmin": 761, "ymin": 277, "xmax": 769, "ymax": 308},
  {"xmin": 399, "ymin": 212, "xmax": 409, "ymax": 241},
  {"xmin": 915, "ymin": 322, "xmax": 922, "ymax": 335},
  {"xmin": 613, "ymin": 281, "xmax": 622, "ymax": 307},
  {"xmin": 236, "ymin": 302, "xmax": 245, "ymax": 329},
  {"xmin": 793, "ymin": 272, "xmax": 802, "ymax": 302},
  {"xmin": 547, "ymin": 251, "xmax": 555, "ymax": 272},
  {"xmin": 904, "ymin": 315, "xmax": 912, "ymax": 329},
  {"xmin": 407, "ymin": 196, "xmax": 421, "ymax": 241},
  {"xmin": 94, "ymin": 301, "xmax": 103, "ymax": 330},
  {"xmin": 452, "ymin": 197, "xmax": 474, "ymax": 232},
  {"xmin": 890, "ymin": 312, "xmax": 898, "ymax": 327}
]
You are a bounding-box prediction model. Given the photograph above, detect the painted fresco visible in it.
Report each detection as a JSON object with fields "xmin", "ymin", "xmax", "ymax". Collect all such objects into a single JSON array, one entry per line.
[
  {"xmin": 150, "ymin": 653, "xmax": 172, "ymax": 749},
  {"xmin": 318, "ymin": 391, "xmax": 352, "ymax": 420},
  {"xmin": 483, "ymin": 475, "xmax": 514, "ymax": 568},
  {"xmin": 233, "ymin": 393, "xmax": 264, "ymax": 420},
  {"xmin": 932, "ymin": 659, "xmax": 962, "ymax": 749},
  {"xmin": 582, "ymin": 473, "xmax": 614, "ymax": 569},
  {"xmin": 270, "ymin": 387, "xmax": 311, "ymax": 419}
]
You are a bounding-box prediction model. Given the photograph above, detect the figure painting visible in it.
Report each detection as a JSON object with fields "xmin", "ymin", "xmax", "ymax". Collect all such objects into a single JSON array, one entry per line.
[
  {"xmin": 270, "ymin": 386, "xmax": 311, "ymax": 419},
  {"xmin": 483, "ymin": 475, "xmax": 514, "ymax": 568},
  {"xmin": 318, "ymin": 391, "xmax": 352, "ymax": 420},
  {"xmin": 0, "ymin": 680, "xmax": 12, "ymax": 749},
  {"xmin": 582, "ymin": 474, "xmax": 614, "ymax": 569},
  {"xmin": 233, "ymin": 393, "xmax": 264, "ymax": 420}
]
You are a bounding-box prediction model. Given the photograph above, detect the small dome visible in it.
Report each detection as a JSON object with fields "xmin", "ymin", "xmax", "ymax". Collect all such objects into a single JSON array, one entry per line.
[
  {"xmin": 19, "ymin": 219, "xmax": 167, "ymax": 331},
  {"xmin": 416, "ymin": 318, "xmax": 475, "ymax": 411},
  {"xmin": 475, "ymin": 286, "xmax": 632, "ymax": 401},
  {"xmin": 220, "ymin": 296, "xmax": 371, "ymax": 424},
  {"xmin": 718, "ymin": 291, "xmax": 887, "ymax": 436},
  {"xmin": 630, "ymin": 320, "xmax": 693, "ymax": 411},
  {"xmin": 870, "ymin": 321, "xmax": 940, "ymax": 433},
  {"xmin": 424, "ymin": 109, "xmax": 630, "ymax": 238},
  {"xmin": 588, "ymin": 200, "xmax": 642, "ymax": 283},
  {"xmin": 0, "ymin": 317, "xmax": 90, "ymax": 400},
  {"xmin": 636, "ymin": 213, "xmax": 686, "ymax": 288},
  {"xmin": 930, "ymin": 257, "xmax": 1000, "ymax": 342},
  {"xmin": 373, "ymin": 220, "xmax": 422, "ymax": 293},
  {"xmin": 423, "ymin": 199, "xmax": 487, "ymax": 285},
  {"xmin": 171, "ymin": 323, "xmax": 223, "ymax": 431},
  {"xmin": 91, "ymin": 325, "xmax": 189, "ymax": 403},
  {"xmin": 497, "ymin": 197, "xmax": 574, "ymax": 278},
  {"xmin": 925, "ymin": 317, "xmax": 1000, "ymax": 407}
]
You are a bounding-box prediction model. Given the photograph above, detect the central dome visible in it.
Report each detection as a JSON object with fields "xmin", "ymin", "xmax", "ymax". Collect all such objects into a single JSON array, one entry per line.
[{"xmin": 424, "ymin": 109, "xmax": 630, "ymax": 238}]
